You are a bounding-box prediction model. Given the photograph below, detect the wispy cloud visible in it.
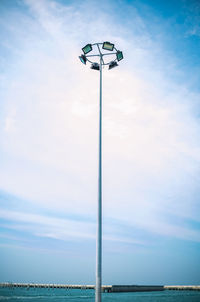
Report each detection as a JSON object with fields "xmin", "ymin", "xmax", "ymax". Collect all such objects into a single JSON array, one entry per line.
[
  {"xmin": 0, "ymin": 206, "xmax": 147, "ymax": 248},
  {"xmin": 0, "ymin": 208, "xmax": 95, "ymax": 240},
  {"xmin": 0, "ymin": 0, "xmax": 200, "ymax": 251}
]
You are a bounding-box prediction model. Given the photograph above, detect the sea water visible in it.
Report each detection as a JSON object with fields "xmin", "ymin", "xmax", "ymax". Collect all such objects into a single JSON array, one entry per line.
[{"xmin": 0, "ymin": 287, "xmax": 200, "ymax": 302}]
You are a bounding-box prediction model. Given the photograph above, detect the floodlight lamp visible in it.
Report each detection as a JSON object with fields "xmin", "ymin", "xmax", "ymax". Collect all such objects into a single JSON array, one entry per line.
[
  {"xmin": 108, "ymin": 61, "xmax": 118, "ymax": 70},
  {"xmin": 82, "ymin": 44, "xmax": 92, "ymax": 54},
  {"xmin": 79, "ymin": 55, "xmax": 87, "ymax": 65},
  {"xmin": 91, "ymin": 63, "xmax": 100, "ymax": 70},
  {"xmin": 116, "ymin": 50, "xmax": 123, "ymax": 61},
  {"xmin": 102, "ymin": 41, "xmax": 114, "ymax": 51}
]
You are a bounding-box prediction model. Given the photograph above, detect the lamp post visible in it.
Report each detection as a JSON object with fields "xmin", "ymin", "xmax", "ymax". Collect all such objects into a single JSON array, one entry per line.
[{"xmin": 79, "ymin": 42, "xmax": 123, "ymax": 302}]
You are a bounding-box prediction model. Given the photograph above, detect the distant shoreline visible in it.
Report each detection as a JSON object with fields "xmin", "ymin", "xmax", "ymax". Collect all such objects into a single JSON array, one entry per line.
[{"xmin": 1, "ymin": 283, "xmax": 200, "ymax": 292}]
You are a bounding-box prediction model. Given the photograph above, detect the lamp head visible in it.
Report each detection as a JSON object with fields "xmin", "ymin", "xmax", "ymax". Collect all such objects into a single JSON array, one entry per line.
[
  {"xmin": 79, "ymin": 55, "xmax": 87, "ymax": 64},
  {"xmin": 102, "ymin": 41, "xmax": 114, "ymax": 51},
  {"xmin": 116, "ymin": 50, "xmax": 123, "ymax": 61},
  {"xmin": 82, "ymin": 44, "xmax": 92, "ymax": 54},
  {"xmin": 91, "ymin": 62, "xmax": 100, "ymax": 70},
  {"xmin": 108, "ymin": 61, "xmax": 118, "ymax": 70}
]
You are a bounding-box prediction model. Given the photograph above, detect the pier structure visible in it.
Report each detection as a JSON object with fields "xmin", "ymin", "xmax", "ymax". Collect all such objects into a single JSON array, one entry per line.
[
  {"xmin": 0, "ymin": 283, "xmax": 200, "ymax": 292},
  {"xmin": 111, "ymin": 285, "xmax": 164, "ymax": 292},
  {"xmin": 164, "ymin": 285, "xmax": 200, "ymax": 291},
  {"xmin": 0, "ymin": 283, "xmax": 95, "ymax": 290}
]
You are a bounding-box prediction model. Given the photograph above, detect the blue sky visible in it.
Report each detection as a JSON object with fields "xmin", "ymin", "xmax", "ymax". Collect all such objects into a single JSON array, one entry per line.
[{"xmin": 0, "ymin": 0, "xmax": 200, "ymax": 285}]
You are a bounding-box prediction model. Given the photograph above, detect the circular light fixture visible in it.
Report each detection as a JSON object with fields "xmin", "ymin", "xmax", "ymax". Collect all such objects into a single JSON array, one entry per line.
[{"xmin": 78, "ymin": 42, "xmax": 123, "ymax": 70}]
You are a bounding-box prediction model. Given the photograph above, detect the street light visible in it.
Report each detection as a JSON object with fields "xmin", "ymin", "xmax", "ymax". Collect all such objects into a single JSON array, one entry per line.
[
  {"xmin": 91, "ymin": 62, "xmax": 100, "ymax": 70},
  {"xmin": 116, "ymin": 50, "xmax": 123, "ymax": 61},
  {"xmin": 108, "ymin": 61, "xmax": 118, "ymax": 70},
  {"xmin": 102, "ymin": 41, "xmax": 114, "ymax": 51},
  {"xmin": 82, "ymin": 43, "xmax": 93, "ymax": 54},
  {"xmin": 79, "ymin": 54, "xmax": 87, "ymax": 64},
  {"xmin": 78, "ymin": 42, "xmax": 123, "ymax": 302}
]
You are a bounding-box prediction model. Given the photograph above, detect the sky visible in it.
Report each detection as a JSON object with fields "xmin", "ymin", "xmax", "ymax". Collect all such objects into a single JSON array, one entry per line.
[{"xmin": 0, "ymin": 0, "xmax": 200, "ymax": 285}]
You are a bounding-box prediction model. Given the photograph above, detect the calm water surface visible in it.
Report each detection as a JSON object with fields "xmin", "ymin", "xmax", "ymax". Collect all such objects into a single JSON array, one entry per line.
[{"xmin": 0, "ymin": 287, "xmax": 200, "ymax": 302}]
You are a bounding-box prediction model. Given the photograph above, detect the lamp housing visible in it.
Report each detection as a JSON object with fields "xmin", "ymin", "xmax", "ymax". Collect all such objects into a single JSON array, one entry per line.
[
  {"xmin": 108, "ymin": 61, "xmax": 118, "ymax": 70},
  {"xmin": 91, "ymin": 63, "xmax": 100, "ymax": 70},
  {"xmin": 82, "ymin": 44, "xmax": 92, "ymax": 54},
  {"xmin": 116, "ymin": 51, "xmax": 123, "ymax": 61},
  {"xmin": 79, "ymin": 55, "xmax": 87, "ymax": 64},
  {"xmin": 102, "ymin": 41, "xmax": 114, "ymax": 51}
]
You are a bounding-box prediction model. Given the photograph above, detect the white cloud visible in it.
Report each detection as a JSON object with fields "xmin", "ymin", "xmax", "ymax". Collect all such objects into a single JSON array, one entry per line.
[{"xmin": 0, "ymin": 0, "xmax": 200, "ymax": 244}]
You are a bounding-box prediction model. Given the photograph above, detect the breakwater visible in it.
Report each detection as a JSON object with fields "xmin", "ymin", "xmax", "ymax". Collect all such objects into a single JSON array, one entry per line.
[
  {"xmin": 0, "ymin": 283, "xmax": 200, "ymax": 292},
  {"xmin": 164, "ymin": 285, "xmax": 200, "ymax": 291}
]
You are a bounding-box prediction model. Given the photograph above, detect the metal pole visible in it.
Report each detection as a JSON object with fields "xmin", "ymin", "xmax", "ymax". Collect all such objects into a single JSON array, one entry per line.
[{"xmin": 95, "ymin": 56, "xmax": 102, "ymax": 302}]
